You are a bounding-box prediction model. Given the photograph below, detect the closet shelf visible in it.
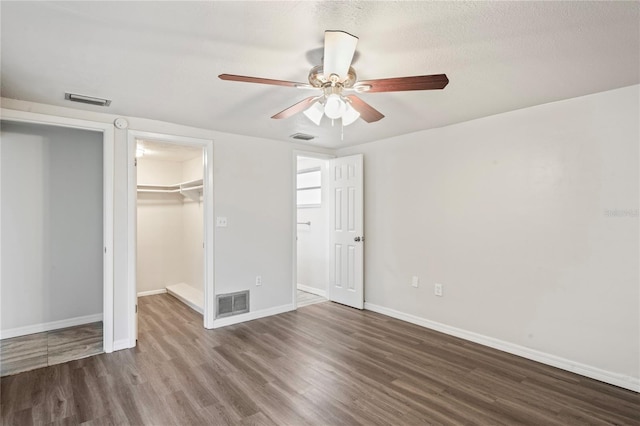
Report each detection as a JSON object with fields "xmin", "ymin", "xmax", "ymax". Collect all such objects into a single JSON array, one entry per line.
[{"xmin": 137, "ymin": 178, "xmax": 203, "ymax": 201}]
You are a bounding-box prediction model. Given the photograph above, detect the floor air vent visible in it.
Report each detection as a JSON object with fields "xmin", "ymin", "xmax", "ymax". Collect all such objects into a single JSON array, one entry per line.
[{"xmin": 216, "ymin": 290, "xmax": 249, "ymax": 318}]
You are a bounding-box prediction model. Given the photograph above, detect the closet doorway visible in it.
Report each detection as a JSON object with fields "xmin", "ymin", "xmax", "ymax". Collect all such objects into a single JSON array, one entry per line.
[
  {"xmin": 0, "ymin": 111, "xmax": 114, "ymax": 376},
  {"xmin": 127, "ymin": 131, "xmax": 214, "ymax": 346}
]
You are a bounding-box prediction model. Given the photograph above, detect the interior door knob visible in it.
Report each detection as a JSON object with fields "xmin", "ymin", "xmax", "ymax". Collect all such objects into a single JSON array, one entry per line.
[{"xmin": 354, "ymin": 236, "xmax": 361, "ymax": 242}]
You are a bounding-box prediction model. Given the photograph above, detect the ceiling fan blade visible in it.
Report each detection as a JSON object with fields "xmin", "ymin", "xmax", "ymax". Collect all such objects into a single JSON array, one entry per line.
[
  {"xmin": 323, "ymin": 30, "xmax": 358, "ymax": 80},
  {"xmin": 219, "ymin": 74, "xmax": 307, "ymax": 88},
  {"xmin": 271, "ymin": 96, "xmax": 318, "ymax": 119},
  {"xmin": 346, "ymin": 95, "xmax": 384, "ymax": 123},
  {"xmin": 356, "ymin": 74, "xmax": 449, "ymax": 93}
]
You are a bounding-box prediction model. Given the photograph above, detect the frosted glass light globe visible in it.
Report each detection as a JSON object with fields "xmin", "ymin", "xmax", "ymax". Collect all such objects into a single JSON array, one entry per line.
[
  {"xmin": 324, "ymin": 94, "xmax": 346, "ymax": 119},
  {"xmin": 342, "ymin": 103, "xmax": 360, "ymax": 126}
]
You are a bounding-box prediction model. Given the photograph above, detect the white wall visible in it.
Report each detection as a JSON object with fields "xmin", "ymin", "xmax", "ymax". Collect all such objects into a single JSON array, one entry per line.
[
  {"xmin": 181, "ymin": 155, "xmax": 204, "ymax": 292},
  {"xmin": 338, "ymin": 85, "xmax": 639, "ymax": 385},
  {"xmin": 137, "ymin": 155, "xmax": 204, "ymax": 295},
  {"xmin": 1, "ymin": 97, "xmax": 334, "ymax": 345},
  {"xmin": 296, "ymin": 157, "xmax": 329, "ymax": 293},
  {"xmin": 1, "ymin": 121, "xmax": 103, "ymax": 331},
  {"xmin": 136, "ymin": 158, "xmax": 185, "ymax": 294},
  {"xmin": 212, "ymin": 136, "xmax": 294, "ymax": 312}
]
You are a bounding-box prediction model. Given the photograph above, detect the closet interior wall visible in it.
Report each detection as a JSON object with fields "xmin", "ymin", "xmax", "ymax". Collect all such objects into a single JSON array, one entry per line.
[
  {"xmin": 1, "ymin": 121, "xmax": 103, "ymax": 337},
  {"xmin": 136, "ymin": 152, "xmax": 203, "ymax": 302}
]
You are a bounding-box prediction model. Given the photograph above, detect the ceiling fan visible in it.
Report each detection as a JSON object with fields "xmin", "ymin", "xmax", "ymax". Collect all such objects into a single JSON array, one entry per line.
[{"xmin": 219, "ymin": 30, "xmax": 449, "ymax": 126}]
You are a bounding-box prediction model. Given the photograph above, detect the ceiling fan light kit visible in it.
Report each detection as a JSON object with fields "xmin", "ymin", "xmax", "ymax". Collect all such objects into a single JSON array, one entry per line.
[
  {"xmin": 342, "ymin": 103, "xmax": 361, "ymax": 126},
  {"xmin": 303, "ymin": 102, "xmax": 324, "ymax": 125},
  {"xmin": 219, "ymin": 30, "xmax": 449, "ymax": 135},
  {"xmin": 324, "ymin": 94, "xmax": 346, "ymax": 119}
]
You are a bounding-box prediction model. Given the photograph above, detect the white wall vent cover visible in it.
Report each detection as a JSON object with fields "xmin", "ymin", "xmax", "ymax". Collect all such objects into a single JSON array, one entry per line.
[{"xmin": 216, "ymin": 290, "xmax": 249, "ymax": 318}]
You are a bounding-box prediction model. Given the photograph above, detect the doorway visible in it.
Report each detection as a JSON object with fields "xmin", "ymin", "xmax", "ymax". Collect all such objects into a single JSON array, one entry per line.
[
  {"xmin": 0, "ymin": 112, "xmax": 114, "ymax": 375},
  {"xmin": 293, "ymin": 152, "xmax": 365, "ymax": 310},
  {"xmin": 296, "ymin": 155, "xmax": 330, "ymax": 307},
  {"xmin": 127, "ymin": 131, "xmax": 214, "ymax": 346}
]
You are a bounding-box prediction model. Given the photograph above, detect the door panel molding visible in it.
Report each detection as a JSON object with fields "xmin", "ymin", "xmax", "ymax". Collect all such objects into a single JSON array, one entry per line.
[{"xmin": 328, "ymin": 154, "xmax": 364, "ymax": 309}]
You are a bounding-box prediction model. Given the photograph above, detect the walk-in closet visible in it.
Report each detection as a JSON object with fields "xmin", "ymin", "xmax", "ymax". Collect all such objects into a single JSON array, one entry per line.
[{"xmin": 135, "ymin": 140, "xmax": 204, "ymax": 314}]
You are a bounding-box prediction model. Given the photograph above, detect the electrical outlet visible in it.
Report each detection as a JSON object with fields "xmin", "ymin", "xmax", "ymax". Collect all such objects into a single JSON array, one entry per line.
[
  {"xmin": 216, "ymin": 217, "xmax": 228, "ymax": 227},
  {"xmin": 256, "ymin": 275, "xmax": 262, "ymax": 286},
  {"xmin": 434, "ymin": 283, "xmax": 443, "ymax": 297},
  {"xmin": 411, "ymin": 276, "xmax": 419, "ymax": 288}
]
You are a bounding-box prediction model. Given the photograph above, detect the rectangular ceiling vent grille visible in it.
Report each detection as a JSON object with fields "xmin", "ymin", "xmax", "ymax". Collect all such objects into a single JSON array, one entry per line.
[
  {"xmin": 65, "ymin": 92, "xmax": 112, "ymax": 107},
  {"xmin": 216, "ymin": 290, "xmax": 249, "ymax": 318},
  {"xmin": 290, "ymin": 133, "xmax": 315, "ymax": 141}
]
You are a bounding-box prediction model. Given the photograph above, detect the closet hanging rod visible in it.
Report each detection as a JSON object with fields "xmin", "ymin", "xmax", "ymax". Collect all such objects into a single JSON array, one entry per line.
[
  {"xmin": 297, "ymin": 221, "xmax": 311, "ymax": 226},
  {"xmin": 137, "ymin": 188, "xmax": 181, "ymax": 193}
]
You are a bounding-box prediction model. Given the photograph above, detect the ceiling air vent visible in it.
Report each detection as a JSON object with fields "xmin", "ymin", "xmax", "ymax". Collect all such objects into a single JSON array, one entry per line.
[
  {"xmin": 290, "ymin": 133, "xmax": 315, "ymax": 141},
  {"xmin": 65, "ymin": 92, "xmax": 112, "ymax": 107}
]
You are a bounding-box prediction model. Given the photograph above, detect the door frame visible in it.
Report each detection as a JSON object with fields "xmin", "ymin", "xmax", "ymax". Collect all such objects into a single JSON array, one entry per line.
[
  {"xmin": 127, "ymin": 130, "xmax": 215, "ymax": 344},
  {"xmin": 0, "ymin": 108, "xmax": 115, "ymax": 353},
  {"xmin": 291, "ymin": 150, "xmax": 334, "ymax": 309}
]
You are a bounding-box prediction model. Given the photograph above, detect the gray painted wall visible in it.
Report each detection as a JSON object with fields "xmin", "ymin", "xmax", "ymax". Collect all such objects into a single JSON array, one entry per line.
[
  {"xmin": 1, "ymin": 121, "xmax": 103, "ymax": 331},
  {"xmin": 338, "ymin": 85, "xmax": 639, "ymax": 381}
]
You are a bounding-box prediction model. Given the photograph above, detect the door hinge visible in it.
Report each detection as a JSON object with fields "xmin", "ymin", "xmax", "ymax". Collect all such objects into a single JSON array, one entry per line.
[
  {"xmin": 104, "ymin": 247, "xmax": 107, "ymax": 253},
  {"xmin": 135, "ymin": 304, "xmax": 138, "ymax": 313},
  {"xmin": 134, "ymin": 158, "xmax": 137, "ymax": 167}
]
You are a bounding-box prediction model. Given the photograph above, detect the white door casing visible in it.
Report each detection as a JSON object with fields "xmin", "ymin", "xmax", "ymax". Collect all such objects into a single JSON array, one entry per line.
[
  {"xmin": 127, "ymin": 130, "xmax": 215, "ymax": 347},
  {"xmin": 328, "ymin": 154, "xmax": 364, "ymax": 309},
  {"xmin": 0, "ymin": 108, "xmax": 114, "ymax": 352}
]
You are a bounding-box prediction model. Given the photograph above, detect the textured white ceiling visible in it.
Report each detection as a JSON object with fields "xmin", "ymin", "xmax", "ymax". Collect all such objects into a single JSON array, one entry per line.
[{"xmin": 1, "ymin": 1, "xmax": 638, "ymax": 148}]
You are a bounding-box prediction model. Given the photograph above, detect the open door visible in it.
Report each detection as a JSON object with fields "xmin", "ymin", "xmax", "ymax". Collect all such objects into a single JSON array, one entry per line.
[{"xmin": 328, "ymin": 154, "xmax": 364, "ymax": 309}]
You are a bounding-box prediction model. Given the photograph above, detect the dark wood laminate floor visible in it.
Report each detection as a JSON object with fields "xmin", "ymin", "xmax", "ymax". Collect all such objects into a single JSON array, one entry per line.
[
  {"xmin": 1, "ymin": 322, "xmax": 103, "ymax": 377},
  {"xmin": 1, "ymin": 294, "xmax": 638, "ymax": 425}
]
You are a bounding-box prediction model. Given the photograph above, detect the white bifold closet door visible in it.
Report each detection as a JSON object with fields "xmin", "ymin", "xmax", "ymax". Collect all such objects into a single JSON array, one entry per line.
[{"xmin": 0, "ymin": 121, "xmax": 103, "ymax": 336}]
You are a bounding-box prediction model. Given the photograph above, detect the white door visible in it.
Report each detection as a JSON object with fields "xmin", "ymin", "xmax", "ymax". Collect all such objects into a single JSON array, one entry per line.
[{"xmin": 328, "ymin": 154, "xmax": 364, "ymax": 309}]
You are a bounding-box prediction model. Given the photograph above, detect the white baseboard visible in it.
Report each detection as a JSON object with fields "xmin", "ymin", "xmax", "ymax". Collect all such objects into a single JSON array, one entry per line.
[
  {"xmin": 213, "ymin": 303, "xmax": 294, "ymax": 329},
  {"xmin": 364, "ymin": 302, "xmax": 639, "ymax": 393},
  {"xmin": 0, "ymin": 313, "xmax": 103, "ymax": 340},
  {"xmin": 113, "ymin": 339, "xmax": 133, "ymax": 351},
  {"xmin": 297, "ymin": 284, "xmax": 327, "ymax": 297},
  {"xmin": 137, "ymin": 289, "xmax": 167, "ymax": 297}
]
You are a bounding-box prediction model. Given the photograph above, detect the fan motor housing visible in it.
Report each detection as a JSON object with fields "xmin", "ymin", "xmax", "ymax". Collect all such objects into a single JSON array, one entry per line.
[{"xmin": 308, "ymin": 65, "xmax": 357, "ymax": 88}]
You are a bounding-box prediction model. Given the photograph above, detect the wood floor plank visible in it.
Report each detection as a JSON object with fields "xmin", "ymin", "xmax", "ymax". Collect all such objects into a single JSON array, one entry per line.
[
  {"xmin": 2, "ymin": 293, "xmax": 638, "ymax": 425},
  {"xmin": 1, "ymin": 322, "xmax": 104, "ymax": 378},
  {"xmin": 30, "ymin": 364, "xmax": 76, "ymax": 424},
  {"xmin": 47, "ymin": 323, "xmax": 103, "ymax": 367},
  {"xmin": 239, "ymin": 411, "xmax": 278, "ymax": 426},
  {"xmin": 0, "ymin": 332, "xmax": 48, "ymax": 376}
]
